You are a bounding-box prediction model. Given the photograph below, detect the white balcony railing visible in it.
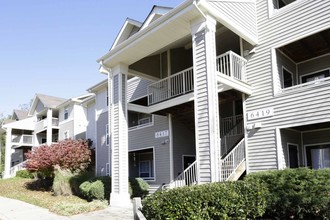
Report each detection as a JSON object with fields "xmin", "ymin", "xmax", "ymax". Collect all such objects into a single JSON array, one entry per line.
[
  {"xmin": 147, "ymin": 51, "xmax": 246, "ymax": 106},
  {"xmin": 163, "ymin": 160, "xmax": 197, "ymax": 189},
  {"xmin": 10, "ymin": 161, "xmax": 26, "ymax": 177},
  {"xmin": 220, "ymin": 138, "xmax": 245, "ymax": 181},
  {"xmin": 35, "ymin": 118, "xmax": 59, "ymax": 133},
  {"xmin": 148, "ymin": 67, "xmax": 194, "ymax": 105},
  {"xmin": 11, "ymin": 135, "xmax": 33, "ymax": 145},
  {"xmin": 281, "ymin": 76, "xmax": 330, "ymax": 94},
  {"xmin": 216, "ymin": 51, "xmax": 247, "ymax": 82}
]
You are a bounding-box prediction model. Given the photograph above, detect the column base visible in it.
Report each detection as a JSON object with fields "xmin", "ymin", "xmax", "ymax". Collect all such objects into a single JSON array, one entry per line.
[{"xmin": 110, "ymin": 192, "xmax": 131, "ymax": 208}]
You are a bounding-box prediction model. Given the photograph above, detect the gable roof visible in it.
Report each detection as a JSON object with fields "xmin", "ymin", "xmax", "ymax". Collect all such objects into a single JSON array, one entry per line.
[
  {"xmin": 87, "ymin": 79, "xmax": 108, "ymax": 93},
  {"xmin": 140, "ymin": 5, "xmax": 173, "ymax": 30},
  {"xmin": 28, "ymin": 93, "xmax": 67, "ymax": 116},
  {"xmin": 57, "ymin": 93, "xmax": 95, "ymax": 109},
  {"xmin": 111, "ymin": 18, "xmax": 143, "ymax": 50},
  {"xmin": 12, "ymin": 109, "xmax": 29, "ymax": 120}
]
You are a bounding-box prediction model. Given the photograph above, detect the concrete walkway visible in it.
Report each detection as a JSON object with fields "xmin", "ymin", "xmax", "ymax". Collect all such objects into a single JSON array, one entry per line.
[{"xmin": 0, "ymin": 197, "xmax": 133, "ymax": 220}]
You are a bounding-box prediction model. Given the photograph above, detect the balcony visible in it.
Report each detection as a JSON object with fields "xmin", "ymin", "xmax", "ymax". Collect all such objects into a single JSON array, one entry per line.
[
  {"xmin": 147, "ymin": 51, "xmax": 249, "ymax": 106},
  {"xmin": 35, "ymin": 118, "xmax": 59, "ymax": 133},
  {"xmin": 11, "ymin": 135, "xmax": 33, "ymax": 146}
]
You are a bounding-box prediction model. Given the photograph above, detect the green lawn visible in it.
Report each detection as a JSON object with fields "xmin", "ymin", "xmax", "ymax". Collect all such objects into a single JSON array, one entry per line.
[{"xmin": 0, "ymin": 177, "xmax": 107, "ymax": 216}]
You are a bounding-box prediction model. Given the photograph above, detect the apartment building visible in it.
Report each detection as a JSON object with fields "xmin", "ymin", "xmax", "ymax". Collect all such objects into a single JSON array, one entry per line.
[
  {"xmin": 2, "ymin": 93, "xmax": 93, "ymax": 178},
  {"xmin": 97, "ymin": 0, "xmax": 330, "ymax": 206}
]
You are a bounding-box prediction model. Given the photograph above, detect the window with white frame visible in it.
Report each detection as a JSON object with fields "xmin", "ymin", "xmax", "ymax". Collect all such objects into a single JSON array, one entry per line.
[
  {"xmin": 64, "ymin": 108, "xmax": 69, "ymax": 120},
  {"xmin": 106, "ymin": 124, "xmax": 109, "ymax": 146},
  {"xmin": 139, "ymin": 160, "xmax": 151, "ymax": 178},
  {"xmin": 106, "ymin": 163, "xmax": 110, "ymax": 176},
  {"xmin": 128, "ymin": 111, "xmax": 153, "ymax": 129},
  {"xmin": 273, "ymin": 0, "xmax": 297, "ymax": 9},
  {"xmin": 64, "ymin": 131, "xmax": 69, "ymax": 140},
  {"xmin": 301, "ymin": 69, "xmax": 330, "ymax": 84}
]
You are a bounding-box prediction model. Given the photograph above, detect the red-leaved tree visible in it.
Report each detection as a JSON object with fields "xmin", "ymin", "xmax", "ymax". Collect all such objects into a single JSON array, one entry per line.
[{"xmin": 25, "ymin": 139, "xmax": 91, "ymax": 175}]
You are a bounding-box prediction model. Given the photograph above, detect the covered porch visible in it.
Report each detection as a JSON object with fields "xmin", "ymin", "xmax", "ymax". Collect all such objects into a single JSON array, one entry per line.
[{"xmin": 279, "ymin": 122, "xmax": 330, "ymax": 170}]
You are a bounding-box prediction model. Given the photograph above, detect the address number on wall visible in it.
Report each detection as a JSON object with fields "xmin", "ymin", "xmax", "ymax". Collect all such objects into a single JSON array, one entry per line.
[{"xmin": 247, "ymin": 108, "xmax": 274, "ymax": 120}]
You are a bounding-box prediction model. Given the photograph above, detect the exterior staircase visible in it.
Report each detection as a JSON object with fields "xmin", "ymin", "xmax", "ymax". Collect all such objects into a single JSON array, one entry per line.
[{"xmin": 163, "ymin": 115, "xmax": 246, "ymax": 189}]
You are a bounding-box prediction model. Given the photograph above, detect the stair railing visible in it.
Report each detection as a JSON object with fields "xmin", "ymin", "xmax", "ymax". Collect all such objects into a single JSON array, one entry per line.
[
  {"xmin": 220, "ymin": 138, "xmax": 245, "ymax": 181},
  {"xmin": 221, "ymin": 120, "xmax": 244, "ymax": 157},
  {"xmin": 163, "ymin": 160, "xmax": 197, "ymax": 189}
]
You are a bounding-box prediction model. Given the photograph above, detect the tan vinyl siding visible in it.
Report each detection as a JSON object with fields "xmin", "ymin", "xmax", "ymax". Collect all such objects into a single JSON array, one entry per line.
[{"xmin": 246, "ymin": 0, "xmax": 330, "ymax": 172}]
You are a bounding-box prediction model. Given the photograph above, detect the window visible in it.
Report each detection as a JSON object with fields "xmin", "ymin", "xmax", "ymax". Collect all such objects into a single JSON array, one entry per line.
[
  {"xmin": 106, "ymin": 88, "xmax": 109, "ymax": 106},
  {"xmin": 106, "ymin": 124, "xmax": 110, "ymax": 146},
  {"xmin": 64, "ymin": 108, "xmax": 69, "ymax": 120},
  {"xmin": 106, "ymin": 163, "xmax": 110, "ymax": 176},
  {"xmin": 301, "ymin": 69, "xmax": 330, "ymax": 83},
  {"xmin": 139, "ymin": 160, "xmax": 151, "ymax": 178},
  {"xmin": 64, "ymin": 131, "xmax": 69, "ymax": 139},
  {"xmin": 128, "ymin": 111, "xmax": 153, "ymax": 129},
  {"xmin": 306, "ymin": 144, "xmax": 330, "ymax": 170},
  {"xmin": 282, "ymin": 68, "xmax": 293, "ymax": 88},
  {"xmin": 273, "ymin": 0, "xmax": 297, "ymax": 9}
]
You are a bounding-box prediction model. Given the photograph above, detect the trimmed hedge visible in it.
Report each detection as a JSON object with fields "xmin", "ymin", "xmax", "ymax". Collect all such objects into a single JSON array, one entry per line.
[
  {"xmin": 129, "ymin": 177, "xmax": 149, "ymax": 199},
  {"xmin": 142, "ymin": 180, "xmax": 267, "ymax": 220},
  {"xmin": 244, "ymin": 168, "xmax": 330, "ymax": 219},
  {"xmin": 79, "ymin": 180, "xmax": 104, "ymax": 201},
  {"xmin": 16, "ymin": 170, "xmax": 34, "ymax": 179},
  {"xmin": 77, "ymin": 176, "xmax": 149, "ymax": 201}
]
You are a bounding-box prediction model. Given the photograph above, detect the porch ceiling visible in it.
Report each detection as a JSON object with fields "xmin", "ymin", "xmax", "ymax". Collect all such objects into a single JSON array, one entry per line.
[
  {"xmin": 290, "ymin": 121, "xmax": 330, "ymax": 132},
  {"xmin": 278, "ymin": 28, "xmax": 330, "ymax": 63},
  {"xmin": 98, "ymin": 2, "xmax": 200, "ymax": 68}
]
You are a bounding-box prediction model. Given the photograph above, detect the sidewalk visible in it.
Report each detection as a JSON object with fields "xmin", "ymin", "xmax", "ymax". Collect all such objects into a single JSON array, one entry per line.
[{"xmin": 0, "ymin": 197, "xmax": 133, "ymax": 220}]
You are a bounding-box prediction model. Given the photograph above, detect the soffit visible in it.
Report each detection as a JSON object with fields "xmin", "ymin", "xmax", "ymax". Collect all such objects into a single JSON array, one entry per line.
[
  {"xmin": 278, "ymin": 28, "xmax": 330, "ymax": 63},
  {"xmin": 99, "ymin": 4, "xmax": 200, "ymax": 68}
]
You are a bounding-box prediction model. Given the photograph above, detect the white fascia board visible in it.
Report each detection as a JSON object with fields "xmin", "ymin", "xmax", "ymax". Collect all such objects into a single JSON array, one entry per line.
[
  {"xmin": 96, "ymin": 0, "xmax": 195, "ymax": 66},
  {"xmin": 111, "ymin": 19, "xmax": 142, "ymax": 50},
  {"xmin": 197, "ymin": 0, "xmax": 258, "ymax": 46},
  {"xmin": 28, "ymin": 94, "xmax": 39, "ymax": 116},
  {"xmin": 2, "ymin": 116, "xmax": 35, "ymax": 130},
  {"xmin": 127, "ymin": 92, "xmax": 194, "ymax": 114},
  {"xmin": 87, "ymin": 79, "xmax": 108, "ymax": 93},
  {"xmin": 216, "ymin": 73, "xmax": 253, "ymax": 95}
]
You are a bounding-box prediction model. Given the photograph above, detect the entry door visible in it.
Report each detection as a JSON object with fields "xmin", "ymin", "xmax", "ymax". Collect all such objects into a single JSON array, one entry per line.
[
  {"xmin": 183, "ymin": 156, "xmax": 196, "ymax": 170},
  {"xmin": 288, "ymin": 144, "xmax": 299, "ymax": 168}
]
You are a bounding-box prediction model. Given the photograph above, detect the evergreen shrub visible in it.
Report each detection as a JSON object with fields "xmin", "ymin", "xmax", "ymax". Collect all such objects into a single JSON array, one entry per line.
[
  {"xmin": 16, "ymin": 170, "xmax": 34, "ymax": 179},
  {"xmin": 244, "ymin": 168, "xmax": 330, "ymax": 219},
  {"xmin": 142, "ymin": 180, "xmax": 267, "ymax": 220}
]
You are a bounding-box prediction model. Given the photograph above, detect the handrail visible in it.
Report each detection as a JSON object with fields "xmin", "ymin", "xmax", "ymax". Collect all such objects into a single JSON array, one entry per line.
[
  {"xmin": 220, "ymin": 138, "xmax": 245, "ymax": 181},
  {"xmin": 148, "ymin": 67, "xmax": 194, "ymax": 105},
  {"xmin": 220, "ymin": 114, "xmax": 243, "ymax": 137},
  {"xmin": 216, "ymin": 51, "xmax": 247, "ymax": 82},
  {"xmin": 163, "ymin": 160, "xmax": 197, "ymax": 189},
  {"xmin": 10, "ymin": 161, "xmax": 26, "ymax": 177},
  {"xmin": 11, "ymin": 135, "xmax": 33, "ymax": 145}
]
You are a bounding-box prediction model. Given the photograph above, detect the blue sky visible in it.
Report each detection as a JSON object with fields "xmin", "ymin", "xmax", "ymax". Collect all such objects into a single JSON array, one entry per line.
[{"xmin": 0, "ymin": 0, "xmax": 183, "ymax": 117}]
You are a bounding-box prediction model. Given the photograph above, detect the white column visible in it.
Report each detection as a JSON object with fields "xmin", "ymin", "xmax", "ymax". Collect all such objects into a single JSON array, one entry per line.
[
  {"xmin": 46, "ymin": 108, "xmax": 53, "ymax": 145},
  {"xmin": 191, "ymin": 15, "xmax": 220, "ymax": 183},
  {"xmin": 109, "ymin": 64, "xmax": 130, "ymax": 207},
  {"xmin": 3, "ymin": 127, "xmax": 12, "ymax": 178}
]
